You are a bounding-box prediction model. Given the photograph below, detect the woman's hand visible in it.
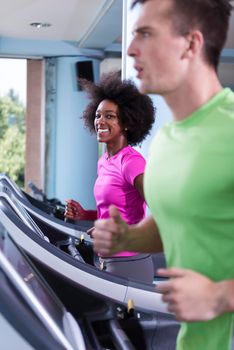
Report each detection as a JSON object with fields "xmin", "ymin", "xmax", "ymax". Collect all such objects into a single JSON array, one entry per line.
[{"xmin": 64, "ymin": 199, "xmax": 87, "ymax": 220}]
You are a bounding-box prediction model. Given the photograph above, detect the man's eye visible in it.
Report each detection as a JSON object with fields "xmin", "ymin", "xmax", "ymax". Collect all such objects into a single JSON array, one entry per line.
[{"xmin": 141, "ymin": 31, "xmax": 150, "ymax": 38}]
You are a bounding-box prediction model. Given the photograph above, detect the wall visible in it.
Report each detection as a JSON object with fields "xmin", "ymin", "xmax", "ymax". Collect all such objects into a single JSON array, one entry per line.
[
  {"xmin": 47, "ymin": 56, "xmax": 101, "ymax": 208},
  {"xmin": 25, "ymin": 59, "xmax": 45, "ymax": 191}
]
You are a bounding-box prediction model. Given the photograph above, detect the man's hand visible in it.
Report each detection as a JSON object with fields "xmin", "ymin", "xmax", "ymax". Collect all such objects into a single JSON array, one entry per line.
[
  {"xmin": 156, "ymin": 268, "xmax": 224, "ymax": 322},
  {"xmin": 92, "ymin": 205, "xmax": 129, "ymax": 256}
]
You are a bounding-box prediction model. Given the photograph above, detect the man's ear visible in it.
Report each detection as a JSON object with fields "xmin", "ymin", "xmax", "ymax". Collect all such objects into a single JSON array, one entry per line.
[{"xmin": 182, "ymin": 30, "xmax": 204, "ymax": 59}]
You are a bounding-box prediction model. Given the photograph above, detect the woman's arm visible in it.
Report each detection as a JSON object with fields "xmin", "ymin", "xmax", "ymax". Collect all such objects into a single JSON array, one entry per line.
[{"xmin": 134, "ymin": 173, "xmax": 145, "ymax": 199}]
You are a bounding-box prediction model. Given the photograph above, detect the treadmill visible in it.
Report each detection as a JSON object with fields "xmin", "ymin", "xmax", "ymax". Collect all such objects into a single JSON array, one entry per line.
[
  {"xmin": 0, "ymin": 186, "xmax": 179, "ymax": 349},
  {"xmin": 1, "ymin": 222, "xmax": 156, "ymax": 350},
  {"xmin": 0, "ymin": 223, "xmax": 86, "ymax": 350},
  {"xmin": 0, "ymin": 174, "xmax": 167, "ymax": 271},
  {"xmin": 0, "ymin": 174, "xmax": 93, "ymax": 242}
]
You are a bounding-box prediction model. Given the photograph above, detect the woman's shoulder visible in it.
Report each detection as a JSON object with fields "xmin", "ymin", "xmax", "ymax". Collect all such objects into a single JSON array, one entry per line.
[
  {"xmin": 121, "ymin": 146, "xmax": 145, "ymax": 160},
  {"xmin": 120, "ymin": 147, "xmax": 146, "ymax": 172}
]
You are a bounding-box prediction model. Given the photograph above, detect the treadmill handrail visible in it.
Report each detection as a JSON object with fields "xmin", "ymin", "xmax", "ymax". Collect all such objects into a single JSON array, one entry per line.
[
  {"xmin": 0, "ymin": 191, "xmax": 46, "ymax": 240},
  {"xmin": 0, "ymin": 174, "xmax": 26, "ymax": 199},
  {"xmin": 0, "ymin": 175, "xmax": 92, "ymax": 241},
  {"xmin": 24, "ymin": 202, "xmax": 92, "ymax": 241}
]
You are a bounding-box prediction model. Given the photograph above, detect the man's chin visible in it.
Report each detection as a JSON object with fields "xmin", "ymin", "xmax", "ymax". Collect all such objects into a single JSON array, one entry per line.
[
  {"xmin": 136, "ymin": 79, "xmax": 150, "ymax": 94},
  {"xmin": 134, "ymin": 79, "xmax": 145, "ymax": 93},
  {"xmin": 137, "ymin": 81, "xmax": 152, "ymax": 95}
]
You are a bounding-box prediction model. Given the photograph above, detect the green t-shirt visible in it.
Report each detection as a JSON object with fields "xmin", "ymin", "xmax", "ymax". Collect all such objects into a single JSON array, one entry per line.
[{"xmin": 144, "ymin": 88, "xmax": 234, "ymax": 350}]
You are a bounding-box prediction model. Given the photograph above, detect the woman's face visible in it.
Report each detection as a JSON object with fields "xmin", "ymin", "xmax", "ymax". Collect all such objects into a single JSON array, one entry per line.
[{"xmin": 94, "ymin": 100, "xmax": 124, "ymax": 144}]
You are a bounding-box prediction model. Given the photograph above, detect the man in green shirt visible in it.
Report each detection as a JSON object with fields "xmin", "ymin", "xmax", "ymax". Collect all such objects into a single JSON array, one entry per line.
[{"xmin": 92, "ymin": 0, "xmax": 234, "ymax": 349}]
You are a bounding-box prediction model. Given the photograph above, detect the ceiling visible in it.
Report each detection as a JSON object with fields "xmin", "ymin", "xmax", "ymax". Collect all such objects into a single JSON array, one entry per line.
[
  {"xmin": 0, "ymin": 0, "xmax": 123, "ymax": 51},
  {"xmin": 0, "ymin": 0, "xmax": 233, "ymax": 82},
  {"xmin": 0, "ymin": 0, "xmax": 233, "ymax": 44}
]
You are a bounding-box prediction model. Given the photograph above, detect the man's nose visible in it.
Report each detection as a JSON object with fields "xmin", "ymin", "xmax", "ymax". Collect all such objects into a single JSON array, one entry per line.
[{"xmin": 127, "ymin": 37, "xmax": 137, "ymax": 57}]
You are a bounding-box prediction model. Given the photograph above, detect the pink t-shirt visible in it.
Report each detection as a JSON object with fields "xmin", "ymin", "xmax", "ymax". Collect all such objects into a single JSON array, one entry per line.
[{"xmin": 94, "ymin": 145, "xmax": 146, "ymax": 257}]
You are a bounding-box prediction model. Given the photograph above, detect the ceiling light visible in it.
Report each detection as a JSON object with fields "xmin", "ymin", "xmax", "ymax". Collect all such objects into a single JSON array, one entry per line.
[{"xmin": 30, "ymin": 22, "xmax": 52, "ymax": 29}]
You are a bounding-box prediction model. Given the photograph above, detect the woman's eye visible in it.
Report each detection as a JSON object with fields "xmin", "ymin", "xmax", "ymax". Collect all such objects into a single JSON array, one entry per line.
[{"xmin": 95, "ymin": 114, "xmax": 116, "ymax": 120}]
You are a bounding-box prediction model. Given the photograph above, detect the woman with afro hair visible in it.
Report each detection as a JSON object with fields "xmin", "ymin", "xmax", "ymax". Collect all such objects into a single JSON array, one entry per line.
[{"xmin": 65, "ymin": 71, "xmax": 155, "ymax": 282}]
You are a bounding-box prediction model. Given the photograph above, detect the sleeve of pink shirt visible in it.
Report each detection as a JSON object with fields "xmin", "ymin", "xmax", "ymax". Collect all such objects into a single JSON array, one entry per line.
[{"xmin": 121, "ymin": 153, "xmax": 146, "ymax": 186}]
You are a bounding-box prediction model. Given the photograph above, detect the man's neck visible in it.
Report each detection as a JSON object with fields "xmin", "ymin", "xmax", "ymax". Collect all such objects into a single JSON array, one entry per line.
[{"xmin": 164, "ymin": 68, "xmax": 223, "ymax": 121}]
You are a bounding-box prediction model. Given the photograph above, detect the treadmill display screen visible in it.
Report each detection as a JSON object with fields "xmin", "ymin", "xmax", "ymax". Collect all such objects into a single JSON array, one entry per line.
[{"xmin": 0, "ymin": 222, "xmax": 65, "ymax": 330}]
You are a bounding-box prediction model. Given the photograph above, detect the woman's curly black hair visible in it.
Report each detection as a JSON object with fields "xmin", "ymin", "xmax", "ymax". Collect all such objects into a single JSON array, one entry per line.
[{"xmin": 80, "ymin": 71, "xmax": 156, "ymax": 146}]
